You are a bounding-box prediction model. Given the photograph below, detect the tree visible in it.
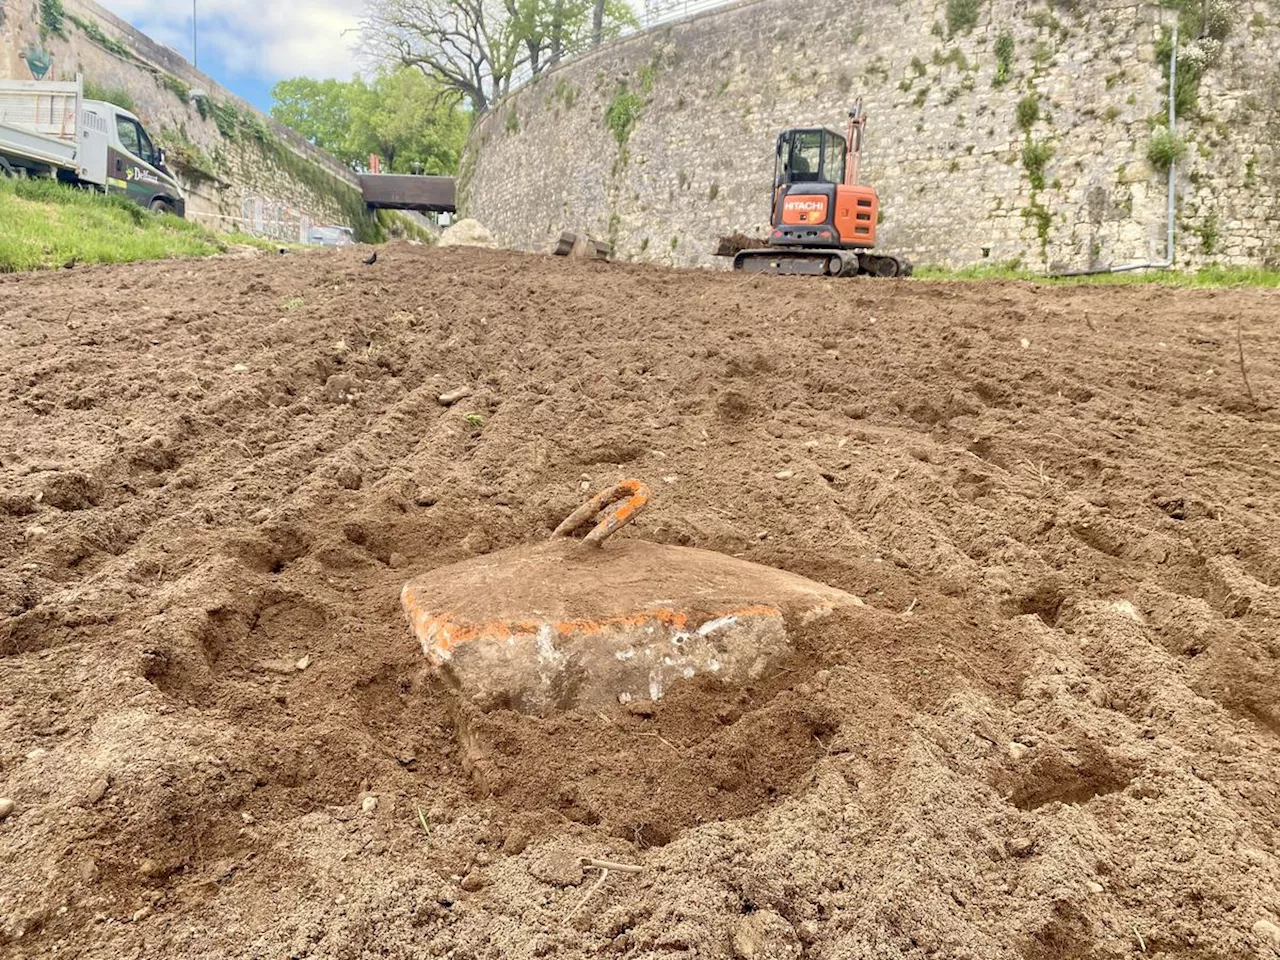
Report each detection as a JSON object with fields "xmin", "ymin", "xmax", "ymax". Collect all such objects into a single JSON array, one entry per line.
[
  {"xmin": 359, "ymin": 0, "xmax": 636, "ymax": 114},
  {"xmin": 270, "ymin": 70, "xmax": 469, "ymax": 175},
  {"xmin": 270, "ymin": 78, "xmax": 354, "ymax": 162}
]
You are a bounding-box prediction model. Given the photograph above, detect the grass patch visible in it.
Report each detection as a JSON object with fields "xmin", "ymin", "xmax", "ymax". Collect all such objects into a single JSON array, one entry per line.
[
  {"xmin": 913, "ymin": 263, "xmax": 1280, "ymax": 287},
  {"xmin": 0, "ymin": 178, "xmax": 227, "ymax": 271}
]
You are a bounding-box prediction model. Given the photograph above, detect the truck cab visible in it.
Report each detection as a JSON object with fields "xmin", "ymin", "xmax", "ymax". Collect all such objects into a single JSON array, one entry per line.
[
  {"xmin": 90, "ymin": 101, "xmax": 185, "ymax": 216},
  {"xmin": 0, "ymin": 78, "xmax": 185, "ymax": 216}
]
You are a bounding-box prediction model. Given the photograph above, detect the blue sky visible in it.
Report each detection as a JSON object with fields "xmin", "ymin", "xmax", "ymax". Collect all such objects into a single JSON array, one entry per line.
[
  {"xmin": 97, "ymin": 2, "xmax": 652, "ymax": 114},
  {"xmin": 98, "ymin": 1, "xmax": 362, "ymax": 112}
]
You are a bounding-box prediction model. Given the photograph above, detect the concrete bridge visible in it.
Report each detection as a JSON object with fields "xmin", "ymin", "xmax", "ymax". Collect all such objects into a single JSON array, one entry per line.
[{"xmin": 360, "ymin": 174, "xmax": 456, "ymax": 214}]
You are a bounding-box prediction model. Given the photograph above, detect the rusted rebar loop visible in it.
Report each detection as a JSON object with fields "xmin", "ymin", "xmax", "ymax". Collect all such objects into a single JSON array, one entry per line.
[{"xmin": 552, "ymin": 479, "xmax": 651, "ymax": 547}]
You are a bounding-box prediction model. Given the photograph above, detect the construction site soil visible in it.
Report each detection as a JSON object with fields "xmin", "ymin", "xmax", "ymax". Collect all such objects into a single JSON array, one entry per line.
[{"xmin": 1, "ymin": 245, "xmax": 1279, "ymax": 960}]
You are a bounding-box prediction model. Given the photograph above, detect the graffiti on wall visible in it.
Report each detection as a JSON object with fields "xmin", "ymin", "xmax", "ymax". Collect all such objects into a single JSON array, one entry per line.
[{"xmin": 240, "ymin": 196, "xmax": 314, "ymax": 243}]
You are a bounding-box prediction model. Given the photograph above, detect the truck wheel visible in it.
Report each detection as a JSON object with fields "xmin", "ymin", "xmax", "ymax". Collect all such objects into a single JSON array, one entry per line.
[
  {"xmin": 149, "ymin": 198, "xmax": 175, "ymax": 216},
  {"xmin": 0, "ymin": 157, "xmax": 17, "ymax": 179}
]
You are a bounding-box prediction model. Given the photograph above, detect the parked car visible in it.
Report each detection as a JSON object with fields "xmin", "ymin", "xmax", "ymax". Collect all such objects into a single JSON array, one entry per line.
[{"xmin": 308, "ymin": 225, "xmax": 356, "ymax": 247}]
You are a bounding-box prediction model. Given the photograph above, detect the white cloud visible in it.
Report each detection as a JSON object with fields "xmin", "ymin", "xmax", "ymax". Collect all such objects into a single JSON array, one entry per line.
[{"xmin": 97, "ymin": 0, "xmax": 361, "ymax": 81}]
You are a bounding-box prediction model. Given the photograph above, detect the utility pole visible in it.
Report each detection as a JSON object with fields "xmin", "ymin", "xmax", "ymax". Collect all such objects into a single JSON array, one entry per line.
[{"xmin": 192, "ymin": 0, "xmax": 198, "ymax": 68}]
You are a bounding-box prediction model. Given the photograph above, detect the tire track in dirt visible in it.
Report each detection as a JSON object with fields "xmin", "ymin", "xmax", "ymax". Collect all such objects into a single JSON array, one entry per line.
[{"xmin": 1, "ymin": 248, "xmax": 1278, "ymax": 958}]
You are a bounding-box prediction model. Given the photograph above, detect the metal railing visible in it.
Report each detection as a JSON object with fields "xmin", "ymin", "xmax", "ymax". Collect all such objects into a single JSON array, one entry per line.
[{"xmin": 638, "ymin": 0, "xmax": 737, "ymax": 28}]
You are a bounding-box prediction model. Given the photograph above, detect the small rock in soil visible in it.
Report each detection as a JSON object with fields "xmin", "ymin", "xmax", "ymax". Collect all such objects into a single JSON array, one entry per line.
[
  {"xmin": 731, "ymin": 909, "xmax": 802, "ymax": 959},
  {"xmin": 361, "ymin": 795, "xmax": 378, "ymax": 814},
  {"xmin": 502, "ymin": 829, "xmax": 530, "ymax": 856},
  {"xmin": 438, "ymin": 386, "xmax": 473, "ymax": 406},
  {"xmin": 84, "ymin": 776, "xmax": 110, "ymax": 806},
  {"xmin": 1253, "ymin": 919, "xmax": 1280, "ymax": 948},
  {"xmin": 527, "ymin": 848, "xmax": 584, "ymax": 886},
  {"xmin": 0, "ymin": 797, "xmax": 14, "ymax": 820},
  {"xmin": 460, "ymin": 871, "xmax": 486, "ymax": 892},
  {"xmin": 40, "ymin": 472, "xmax": 102, "ymax": 511},
  {"xmin": 335, "ymin": 464, "xmax": 363, "ymax": 490},
  {"xmin": 1008, "ymin": 838, "xmax": 1035, "ymax": 858}
]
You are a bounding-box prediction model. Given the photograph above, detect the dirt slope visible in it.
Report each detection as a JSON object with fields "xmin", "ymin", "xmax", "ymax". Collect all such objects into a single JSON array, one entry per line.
[{"xmin": 1, "ymin": 246, "xmax": 1279, "ymax": 960}]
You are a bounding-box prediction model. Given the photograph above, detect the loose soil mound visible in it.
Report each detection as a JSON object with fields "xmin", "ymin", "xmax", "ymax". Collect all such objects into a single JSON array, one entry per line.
[{"xmin": 1, "ymin": 246, "xmax": 1278, "ymax": 959}]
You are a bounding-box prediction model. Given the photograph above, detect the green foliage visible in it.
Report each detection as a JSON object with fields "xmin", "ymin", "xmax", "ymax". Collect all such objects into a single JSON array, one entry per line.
[
  {"xmin": 912, "ymin": 87, "xmax": 928, "ymax": 108},
  {"xmin": 911, "ymin": 56, "xmax": 928, "ymax": 77},
  {"xmin": 708, "ymin": 182, "xmax": 719, "ymax": 201},
  {"xmin": 1104, "ymin": 105, "xmax": 1120, "ymax": 121},
  {"xmin": 1147, "ymin": 127, "xmax": 1188, "ymax": 171},
  {"xmin": 81, "ymin": 80, "xmax": 135, "ymax": 113},
  {"xmin": 39, "ymin": 0, "xmax": 65, "ymax": 38},
  {"xmin": 161, "ymin": 74, "xmax": 191, "ymax": 104},
  {"xmin": 933, "ymin": 47, "xmax": 969, "ymax": 71},
  {"xmin": 377, "ymin": 210, "xmax": 436, "ymax": 245},
  {"xmin": 505, "ymin": 108, "xmax": 520, "ymax": 134},
  {"xmin": 993, "ymin": 33, "xmax": 1015, "ymax": 87},
  {"xmin": 946, "ymin": 0, "xmax": 982, "ymax": 36},
  {"xmin": 1197, "ymin": 212, "xmax": 1220, "ymax": 253},
  {"xmin": 1153, "ymin": 0, "xmax": 1231, "ymax": 121},
  {"xmin": 271, "ymin": 70, "xmax": 469, "ymax": 175},
  {"xmin": 554, "ymin": 78, "xmax": 577, "ymax": 109},
  {"xmin": 156, "ymin": 128, "xmax": 218, "ymax": 182},
  {"xmin": 1016, "ymin": 94, "xmax": 1040, "ymax": 131},
  {"xmin": 1244, "ymin": 153, "xmax": 1257, "ymax": 187},
  {"xmin": 913, "ymin": 263, "xmax": 1280, "ymax": 287},
  {"xmin": 66, "ymin": 13, "xmax": 132, "ymax": 58},
  {"xmin": 605, "ymin": 82, "xmax": 643, "ymax": 149},
  {"xmin": 0, "ymin": 177, "xmax": 228, "ymax": 272},
  {"xmin": 1022, "ymin": 199, "xmax": 1052, "ymax": 252},
  {"xmin": 1021, "ymin": 141, "xmax": 1053, "ymax": 189},
  {"xmin": 1028, "ymin": 9, "xmax": 1060, "ymax": 32}
]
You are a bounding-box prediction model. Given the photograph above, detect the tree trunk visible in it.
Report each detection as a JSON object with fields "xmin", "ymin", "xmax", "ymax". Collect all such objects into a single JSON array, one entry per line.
[
  {"xmin": 550, "ymin": 0, "xmax": 566, "ymax": 64},
  {"xmin": 592, "ymin": 0, "xmax": 605, "ymax": 46}
]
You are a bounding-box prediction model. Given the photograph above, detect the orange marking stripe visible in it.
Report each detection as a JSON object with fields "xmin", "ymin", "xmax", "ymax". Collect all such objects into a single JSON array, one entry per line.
[{"xmin": 402, "ymin": 591, "xmax": 782, "ymax": 655}]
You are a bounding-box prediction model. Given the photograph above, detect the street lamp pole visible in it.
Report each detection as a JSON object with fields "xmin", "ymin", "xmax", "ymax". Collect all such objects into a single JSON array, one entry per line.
[{"xmin": 192, "ymin": 0, "xmax": 198, "ymax": 69}]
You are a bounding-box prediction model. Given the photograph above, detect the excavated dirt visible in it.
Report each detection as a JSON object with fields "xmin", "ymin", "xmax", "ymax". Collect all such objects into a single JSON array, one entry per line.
[{"xmin": 1, "ymin": 245, "xmax": 1279, "ymax": 959}]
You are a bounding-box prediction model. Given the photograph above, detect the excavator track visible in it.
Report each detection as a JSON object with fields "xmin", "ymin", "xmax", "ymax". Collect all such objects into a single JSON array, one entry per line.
[{"xmin": 732, "ymin": 248, "xmax": 912, "ymax": 278}]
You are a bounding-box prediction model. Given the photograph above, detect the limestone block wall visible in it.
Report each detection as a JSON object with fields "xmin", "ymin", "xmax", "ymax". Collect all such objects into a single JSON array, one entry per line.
[
  {"xmin": 464, "ymin": 0, "xmax": 1280, "ymax": 270},
  {"xmin": 0, "ymin": 0, "xmax": 370, "ymax": 241}
]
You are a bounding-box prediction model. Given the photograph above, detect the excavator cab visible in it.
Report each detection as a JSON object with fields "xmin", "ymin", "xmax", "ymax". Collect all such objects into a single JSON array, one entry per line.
[{"xmin": 775, "ymin": 128, "xmax": 847, "ymax": 186}]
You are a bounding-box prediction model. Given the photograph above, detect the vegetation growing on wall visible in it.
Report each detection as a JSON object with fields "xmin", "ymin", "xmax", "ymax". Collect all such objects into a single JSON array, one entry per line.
[
  {"xmin": 67, "ymin": 13, "xmax": 133, "ymax": 60},
  {"xmin": 1016, "ymin": 93, "xmax": 1040, "ymax": 131},
  {"xmin": 993, "ymin": 33, "xmax": 1015, "ymax": 87},
  {"xmin": 605, "ymin": 82, "xmax": 643, "ymax": 152},
  {"xmin": 157, "ymin": 128, "xmax": 220, "ymax": 183},
  {"xmin": 1147, "ymin": 127, "xmax": 1188, "ymax": 171},
  {"xmin": 193, "ymin": 96, "xmax": 382, "ymax": 242},
  {"xmin": 1155, "ymin": 0, "xmax": 1232, "ymax": 120},
  {"xmin": 1021, "ymin": 140, "xmax": 1053, "ymax": 190},
  {"xmin": 81, "ymin": 80, "xmax": 135, "ymax": 112},
  {"xmin": 946, "ymin": 0, "xmax": 982, "ymax": 37},
  {"xmin": 38, "ymin": 0, "xmax": 64, "ymax": 39}
]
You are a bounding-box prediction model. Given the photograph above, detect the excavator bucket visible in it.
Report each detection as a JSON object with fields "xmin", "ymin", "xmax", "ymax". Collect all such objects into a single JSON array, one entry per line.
[{"xmin": 401, "ymin": 481, "xmax": 861, "ymax": 715}]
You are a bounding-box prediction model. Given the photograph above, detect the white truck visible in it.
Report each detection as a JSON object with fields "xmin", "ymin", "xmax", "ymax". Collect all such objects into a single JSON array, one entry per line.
[{"xmin": 0, "ymin": 76, "xmax": 185, "ymax": 216}]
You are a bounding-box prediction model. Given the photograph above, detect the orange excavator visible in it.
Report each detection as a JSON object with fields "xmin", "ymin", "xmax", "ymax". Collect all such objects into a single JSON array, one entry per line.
[{"xmin": 733, "ymin": 101, "xmax": 911, "ymax": 278}]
